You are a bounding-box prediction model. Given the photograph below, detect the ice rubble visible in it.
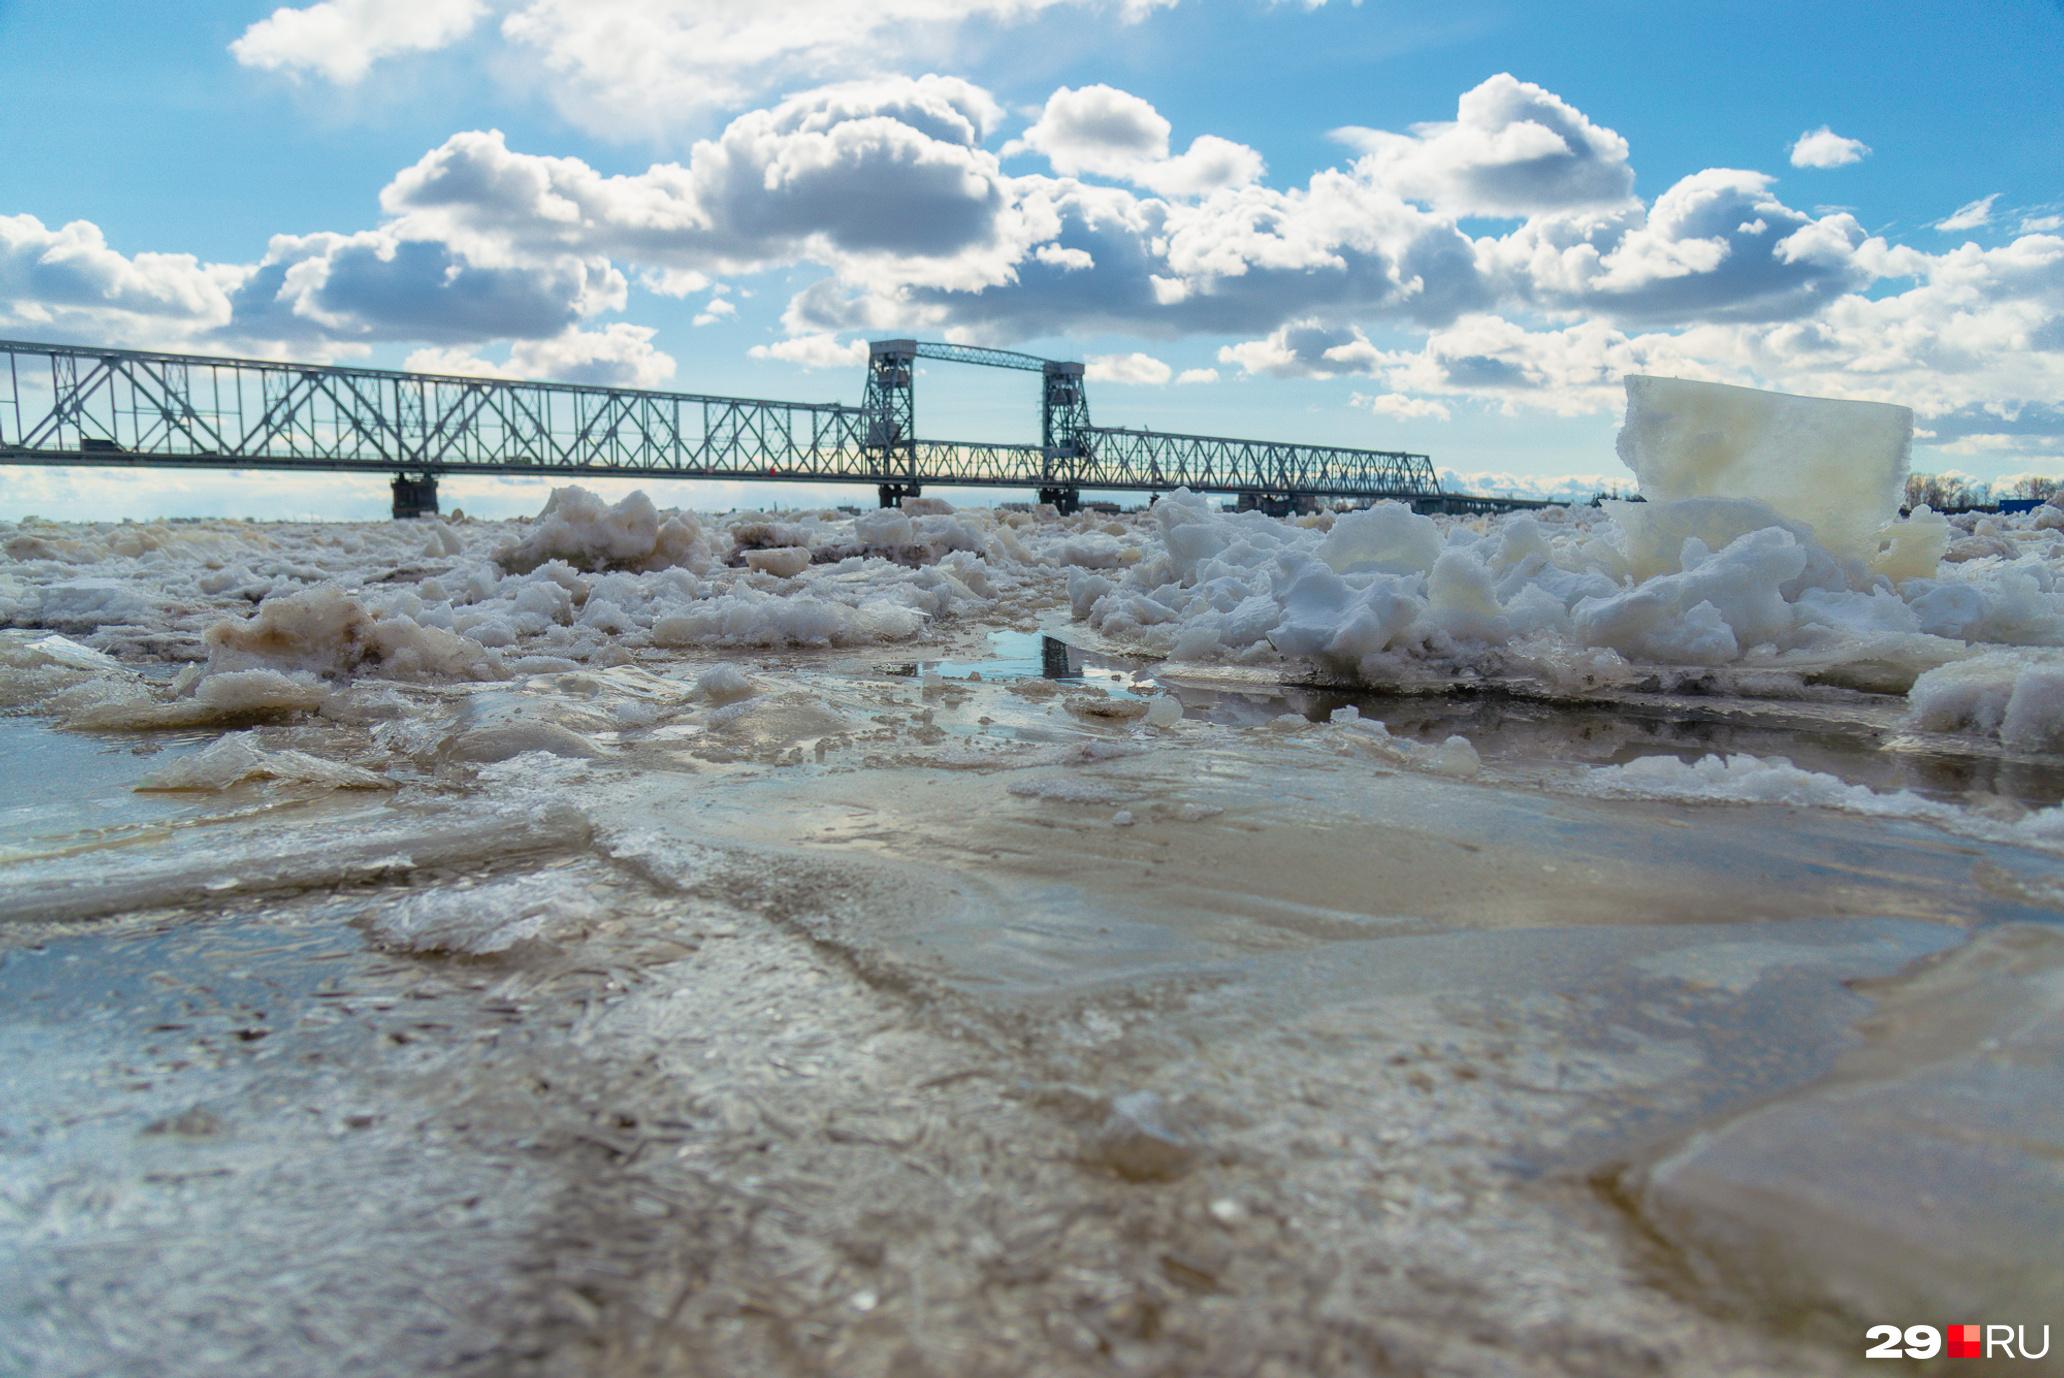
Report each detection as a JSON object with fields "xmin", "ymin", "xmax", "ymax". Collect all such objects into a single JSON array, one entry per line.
[
  {"xmin": 1, "ymin": 377, "xmax": 2060, "ymax": 757},
  {"xmin": 495, "ymin": 486, "xmax": 711, "ymax": 575},
  {"xmin": 134, "ymin": 731, "xmax": 389, "ymax": 791},
  {"xmin": 1068, "ymin": 378, "xmax": 2061, "ymax": 751}
]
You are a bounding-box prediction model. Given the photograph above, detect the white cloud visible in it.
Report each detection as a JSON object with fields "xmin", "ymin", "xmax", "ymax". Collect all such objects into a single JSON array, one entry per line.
[
  {"xmin": 1439, "ymin": 469, "xmax": 1630, "ymax": 502},
  {"xmin": 401, "ymin": 344, "xmax": 497, "ymax": 376},
  {"xmin": 1492, "ymin": 169, "xmax": 1873, "ymax": 324},
  {"xmin": 11, "ymin": 70, "xmax": 2063, "ymax": 476},
  {"xmin": 1353, "ymin": 392, "xmax": 1451, "ymax": 422},
  {"xmin": 1174, "ymin": 366, "xmax": 1218, "ymax": 384},
  {"xmin": 401, "ymin": 324, "xmax": 677, "ymax": 387},
  {"xmin": 640, "ymin": 267, "xmax": 712, "ymax": 298},
  {"xmin": 1033, "ymin": 243, "xmax": 1095, "ymax": 271},
  {"xmin": 747, "ymin": 333, "xmax": 868, "ymax": 368},
  {"xmin": 231, "ymin": 0, "xmax": 488, "ymax": 84},
  {"xmin": 499, "ymin": 0, "xmax": 1166, "ymax": 138},
  {"xmin": 1217, "ymin": 322, "xmax": 1384, "ymax": 378},
  {"xmin": 1937, "ymin": 194, "xmax": 1999, "ymax": 233},
  {"xmin": 1085, "ymin": 351, "xmax": 1173, "ymax": 384},
  {"xmin": 511, "ymin": 323, "xmax": 677, "ymax": 386},
  {"xmin": 232, "ymin": 0, "xmax": 1174, "ymax": 125},
  {"xmin": 1788, "ymin": 127, "xmax": 1870, "ymax": 169},
  {"xmin": 0, "ymin": 214, "xmax": 236, "ymax": 339},
  {"xmin": 692, "ymin": 296, "xmax": 737, "ymax": 326},
  {"xmin": 1306, "ymin": 313, "xmax": 1718, "ymax": 418},
  {"xmin": 225, "ymin": 226, "xmax": 624, "ymax": 348},
  {"xmin": 381, "ymin": 78, "xmax": 1024, "ymax": 292},
  {"xmin": 1333, "ymin": 73, "xmax": 1634, "ymax": 217},
  {"xmin": 1009, "ymin": 84, "xmax": 1263, "ymax": 198}
]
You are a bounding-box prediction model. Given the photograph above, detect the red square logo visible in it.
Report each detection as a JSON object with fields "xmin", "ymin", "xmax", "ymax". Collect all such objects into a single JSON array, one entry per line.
[{"xmin": 1948, "ymin": 1324, "xmax": 1982, "ymax": 1359}]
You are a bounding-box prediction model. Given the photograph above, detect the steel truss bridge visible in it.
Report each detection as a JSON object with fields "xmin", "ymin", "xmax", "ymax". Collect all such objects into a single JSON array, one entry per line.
[{"xmin": 0, "ymin": 336, "xmax": 1482, "ymax": 518}]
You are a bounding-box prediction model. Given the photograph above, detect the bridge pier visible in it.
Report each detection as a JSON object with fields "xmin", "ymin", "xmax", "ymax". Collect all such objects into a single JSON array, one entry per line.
[
  {"xmin": 391, "ymin": 473, "xmax": 439, "ymax": 520},
  {"xmin": 1234, "ymin": 491, "xmax": 1317, "ymax": 518},
  {"xmin": 1037, "ymin": 485, "xmax": 1081, "ymax": 515},
  {"xmin": 877, "ymin": 482, "xmax": 922, "ymax": 509}
]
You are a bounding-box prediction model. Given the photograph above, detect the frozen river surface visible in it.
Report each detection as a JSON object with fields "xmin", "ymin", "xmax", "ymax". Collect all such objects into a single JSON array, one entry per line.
[
  {"xmin": 3, "ymin": 435, "xmax": 2063, "ymax": 1375},
  {"xmin": 3, "ymin": 623, "xmax": 2061, "ymax": 1378}
]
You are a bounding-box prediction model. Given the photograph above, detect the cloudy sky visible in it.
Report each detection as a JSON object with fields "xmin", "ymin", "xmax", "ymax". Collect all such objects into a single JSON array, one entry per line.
[{"xmin": 3, "ymin": 0, "xmax": 2061, "ymax": 518}]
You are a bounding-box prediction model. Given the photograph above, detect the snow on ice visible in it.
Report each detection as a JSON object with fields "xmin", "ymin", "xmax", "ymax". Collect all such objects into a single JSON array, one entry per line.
[{"xmin": 1, "ymin": 375, "xmax": 2060, "ymax": 781}]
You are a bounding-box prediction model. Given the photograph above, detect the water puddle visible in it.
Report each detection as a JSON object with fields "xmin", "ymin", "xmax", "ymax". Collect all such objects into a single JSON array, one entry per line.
[
  {"xmin": 908, "ymin": 630, "xmax": 2064, "ymax": 812},
  {"xmin": 0, "ymin": 716, "xmax": 208, "ymax": 857}
]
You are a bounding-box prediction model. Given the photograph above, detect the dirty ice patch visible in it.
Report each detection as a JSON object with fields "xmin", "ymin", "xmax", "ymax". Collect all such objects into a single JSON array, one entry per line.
[
  {"xmin": 203, "ymin": 585, "xmax": 503, "ymax": 682},
  {"xmin": 496, "ymin": 486, "xmax": 712, "ymax": 575}
]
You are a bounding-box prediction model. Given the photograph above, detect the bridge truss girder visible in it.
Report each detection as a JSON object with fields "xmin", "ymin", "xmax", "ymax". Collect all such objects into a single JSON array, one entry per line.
[{"xmin": 1, "ymin": 337, "xmax": 1443, "ymax": 513}]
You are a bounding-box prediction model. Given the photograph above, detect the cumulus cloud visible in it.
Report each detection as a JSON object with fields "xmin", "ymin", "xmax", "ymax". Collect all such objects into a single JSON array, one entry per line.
[
  {"xmin": 1009, "ymin": 85, "xmax": 1263, "ymax": 198},
  {"xmin": 1438, "ymin": 469, "xmax": 1629, "ymax": 502},
  {"xmin": 380, "ymin": 77, "xmax": 1024, "ymax": 291},
  {"xmin": 1333, "ymin": 73, "xmax": 1634, "ymax": 217},
  {"xmin": 1494, "ymin": 169, "xmax": 1873, "ymax": 324},
  {"xmin": 1937, "ymin": 194, "xmax": 1999, "ymax": 233},
  {"xmin": 232, "ymin": 0, "xmax": 1175, "ymax": 130},
  {"xmin": 9, "ymin": 67, "xmax": 2062, "ymax": 480},
  {"xmin": 499, "ymin": 0, "xmax": 1169, "ymax": 138},
  {"xmin": 1216, "ymin": 322, "xmax": 1384, "ymax": 378},
  {"xmin": 1085, "ymin": 351, "xmax": 1173, "ymax": 384},
  {"xmin": 232, "ymin": 0, "xmax": 488, "ymax": 84},
  {"xmin": 512, "ymin": 323, "xmax": 677, "ymax": 386},
  {"xmin": 1357, "ymin": 314, "xmax": 1710, "ymax": 416},
  {"xmin": 1353, "ymin": 392, "xmax": 1451, "ymax": 422},
  {"xmin": 0, "ymin": 214, "xmax": 236, "ymax": 338},
  {"xmin": 693, "ymin": 296, "xmax": 737, "ymax": 326},
  {"xmin": 747, "ymin": 333, "xmax": 868, "ymax": 368},
  {"xmin": 223, "ymin": 228, "xmax": 623, "ymax": 348},
  {"xmin": 1788, "ymin": 126, "xmax": 1870, "ymax": 169},
  {"xmin": 402, "ymin": 325, "xmax": 675, "ymax": 387}
]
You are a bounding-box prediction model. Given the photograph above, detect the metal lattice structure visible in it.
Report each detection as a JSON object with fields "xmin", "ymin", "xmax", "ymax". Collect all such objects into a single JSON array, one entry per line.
[{"xmin": 1, "ymin": 336, "xmax": 1445, "ymax": 516}]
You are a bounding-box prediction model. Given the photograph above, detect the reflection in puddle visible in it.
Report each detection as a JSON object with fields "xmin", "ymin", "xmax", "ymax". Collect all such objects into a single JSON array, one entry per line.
[
  {"xmin": 913, "ymin": 629, "xmax": 2064, "ymax": 811},
  {"xmin": 912, "ymin": 629, "xmax": 1147, "ymax": 698}
]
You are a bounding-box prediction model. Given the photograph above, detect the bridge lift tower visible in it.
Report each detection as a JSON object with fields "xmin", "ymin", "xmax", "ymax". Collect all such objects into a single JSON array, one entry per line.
[{"xmin": 864, "ymin": 340, "xmax": 1093, "ymax": 512}]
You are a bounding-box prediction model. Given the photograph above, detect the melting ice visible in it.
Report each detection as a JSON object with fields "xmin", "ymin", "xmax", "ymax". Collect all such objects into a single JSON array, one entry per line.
[{"xmin": 2, "ymin": 374, "xmax": 2062, "ymax": 1378}]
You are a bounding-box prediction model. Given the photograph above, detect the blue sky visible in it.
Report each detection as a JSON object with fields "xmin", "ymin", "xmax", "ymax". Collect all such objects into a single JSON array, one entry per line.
[{"xmin": 2, "ymin": 0, "xmax": 2061, "ymax": 519}]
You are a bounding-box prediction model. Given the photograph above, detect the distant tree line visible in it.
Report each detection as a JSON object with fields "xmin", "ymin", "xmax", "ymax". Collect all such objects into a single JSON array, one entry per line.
[{"xmin": 1904, "ymin": 472, "xmax": 2060, "ymax": 510}]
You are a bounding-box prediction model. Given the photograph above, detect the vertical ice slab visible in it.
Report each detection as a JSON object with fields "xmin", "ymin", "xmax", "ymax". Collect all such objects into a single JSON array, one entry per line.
[{"xmin": 1616, "ymin": 376, "xmax": 1913, "ymax": 561}]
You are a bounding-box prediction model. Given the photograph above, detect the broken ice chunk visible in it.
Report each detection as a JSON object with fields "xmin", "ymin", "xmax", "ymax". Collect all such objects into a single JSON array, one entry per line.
[
  {"xmin": 1085, "ymin": 1091, "xmax": 1197, "ymax": 1182},
  {"xmin": 1616, "ymin": 375, "xmax": 1912, "ymax": 561},
  {"xmin": 743, "ymin": 546, "xmax": 812, "ymax": 578}
]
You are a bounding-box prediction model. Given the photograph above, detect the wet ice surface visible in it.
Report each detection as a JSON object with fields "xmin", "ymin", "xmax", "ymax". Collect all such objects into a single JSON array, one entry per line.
[
  {"xmin": 3, "ymin": 441, "xmax": 2064, "ymax": 1375},
  {"xmin": 3, "ymin": 633, "xmax": 2062, "ymax": 1378}
]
